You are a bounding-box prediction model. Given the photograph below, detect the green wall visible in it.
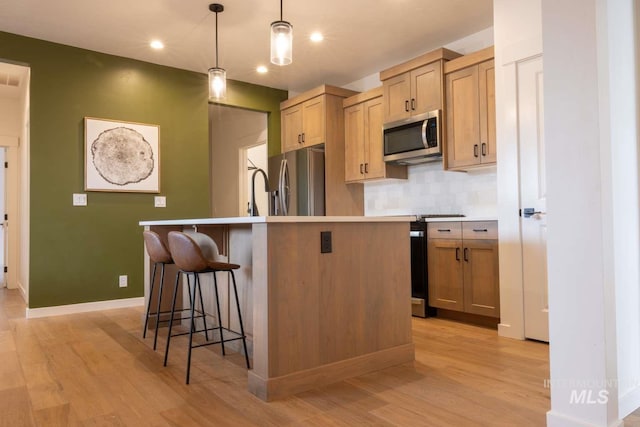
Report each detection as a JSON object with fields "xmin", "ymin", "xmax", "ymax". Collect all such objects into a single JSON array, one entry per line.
[{"xmin": 0, "ymin": 31, "xmax": 287, "ymax": 308}]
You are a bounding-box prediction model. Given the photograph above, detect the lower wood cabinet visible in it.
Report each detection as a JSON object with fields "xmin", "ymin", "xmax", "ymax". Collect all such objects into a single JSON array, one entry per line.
[{"xmin": 427, "ymin": 221, "xmax": 500, "ymax": 318}]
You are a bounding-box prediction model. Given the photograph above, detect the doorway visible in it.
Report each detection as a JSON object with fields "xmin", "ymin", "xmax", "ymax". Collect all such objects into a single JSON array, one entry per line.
[
  {"xmin": 0, "ymin": 60, "xmax": 29, "ymax": 301},
  {"xmin": 209, "ymin": 105, "xmax": 268, "ymax": 217}
]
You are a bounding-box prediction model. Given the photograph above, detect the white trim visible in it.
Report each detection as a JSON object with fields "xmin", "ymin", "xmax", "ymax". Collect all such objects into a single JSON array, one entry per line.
[
  {"xmin": 16, "ymin": 279, "xmax": 27, "ymax": 303},
  {"xmin": 26, "ymin": 297, "xmax": 144, "ymax": 319},
  {"xmin": 547, "ymin": 411, "xmax": 623, "ymax": 427}
]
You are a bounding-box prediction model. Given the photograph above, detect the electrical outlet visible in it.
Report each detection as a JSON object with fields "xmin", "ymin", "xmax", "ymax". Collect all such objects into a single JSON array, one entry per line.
[
  {"xmin": 320, "ymin": 231, "xmax": 332, "ymax": 253},
  {"xmin": 119, "ymin": 275, "xmax": 128, "ymax": 288},
  {"xmin": 72, "ymin": 193, "xmax": 87, "ymax": 206},
  {"xmin": 154, "ymin": 196, "xmax": 166, "ymax": 208}
]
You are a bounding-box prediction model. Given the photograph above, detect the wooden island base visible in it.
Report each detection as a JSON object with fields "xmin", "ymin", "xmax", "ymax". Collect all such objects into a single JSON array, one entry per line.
[{"xmin": 141, "ymin": 216, "xmax": 414, "ymax": 400}]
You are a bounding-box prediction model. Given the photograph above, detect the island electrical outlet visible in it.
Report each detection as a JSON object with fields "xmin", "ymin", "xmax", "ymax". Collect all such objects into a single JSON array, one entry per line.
[
  {"xmin": 119, "ymin": 275, "xmax": 128, "ymax": 288},
  {"xmin": 320, "ymin": 231, "xmax": 332, "ymax": 253}
]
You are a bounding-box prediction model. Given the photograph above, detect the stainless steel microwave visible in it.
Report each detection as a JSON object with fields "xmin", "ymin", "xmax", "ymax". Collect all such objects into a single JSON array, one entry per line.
[{"xmin": 383, "ymin": 110, "xmax": 441, "ymax": 165}]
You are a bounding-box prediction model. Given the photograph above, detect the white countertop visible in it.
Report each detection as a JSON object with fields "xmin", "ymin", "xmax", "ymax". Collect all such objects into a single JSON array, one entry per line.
[
  {"xmin": 421, "ymin": 216, "xmax": 498, "ymax": 222},
  {"xmin": 139, "ymin": 215, "xmax": 413, "ymax": 227}
]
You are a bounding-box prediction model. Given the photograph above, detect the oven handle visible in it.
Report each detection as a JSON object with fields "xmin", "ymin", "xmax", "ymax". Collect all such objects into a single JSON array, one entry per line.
[{"xmin": 410, "ymin": 231, "xmax": 424, "ymax": 238}]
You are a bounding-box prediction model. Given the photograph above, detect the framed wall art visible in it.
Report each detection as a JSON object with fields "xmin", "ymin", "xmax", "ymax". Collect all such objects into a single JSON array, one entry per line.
[{"xmin": 84, "ymin": 117, "xmax": 160, "ymax": 193}]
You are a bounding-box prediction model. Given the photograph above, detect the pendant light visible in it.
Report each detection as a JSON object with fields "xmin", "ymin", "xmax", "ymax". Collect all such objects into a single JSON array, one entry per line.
[
  {"xmin": 208, "ymin": 3, "xmax": 226, "ymax": 100},
  {"xmin": 270, "ymin": 0, "xmax": 292, "ymax": 66}
]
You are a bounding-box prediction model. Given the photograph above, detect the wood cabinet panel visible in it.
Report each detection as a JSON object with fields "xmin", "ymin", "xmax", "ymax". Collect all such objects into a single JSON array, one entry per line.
[
  {"xmin": 479, "ymin": 60, "xmax": 496, "ymax": 164},
  {"xmin": 445, "ymin": 58, "xmax": 496, "ymax": 170},
  {"xmin": 282, "ymin": 104, "xmax": 303, "ymax": 152},
  {"xmin": 411, "ymin": 61, "xmax": 442, "ymax": 115},
  {"xmin": 463, "ymin": 240, "xmax": 500, "ymax": 317},
  {"xmin": 428, "ymin": 239, "xmax": 464, "ymax": 311},
  {"xmin": 301, "ymin": 96, "xmax": 326, "ymax": 147},
  {"xmin": 445, "ymin": 66, "xmax": 480, "ymax": 169},
  {"xmin": 383, "ymin": 73, "xmax": 412, "ymax": 123},
  {"xmin": 344, "ymin": 103, "xmax": 365, "ymax": 182}
]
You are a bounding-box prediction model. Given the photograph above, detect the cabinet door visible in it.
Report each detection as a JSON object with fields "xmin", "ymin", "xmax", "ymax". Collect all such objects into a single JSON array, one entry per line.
[
  {"xmin": 445, "ymin": 65, "xmax": 480, "ymax": 169},
  {"xmin": 383, "ymin": 73, "xmax": 411, "ymax": 123},
  {"xmin": 282, "ymin": 104, "xmax": 303, "ymax": 152},
  {"xmin": 363, "ymin": 97, "xmax": 385, "ymax": 179},
  {"xmin": 479, "ymin": 60, "xmax": 496, "ymax": 164},
  {"xmin": 427, "ymin": 239, "xmax": 464, "ymax": 311},
  {"xmin": 301, "ymin": 96, "xmax": 326, "ymax": 147},
  {"xmin": 344, "ymin": 103, "xmax": 365, "ymax": 182},
  {"xmin": 410, "ymin": 61, "xmax": 442, "ymax": 115},
  {"xmin": 462, "ymin": 239, "xmax": 500, "ymax": 318}
]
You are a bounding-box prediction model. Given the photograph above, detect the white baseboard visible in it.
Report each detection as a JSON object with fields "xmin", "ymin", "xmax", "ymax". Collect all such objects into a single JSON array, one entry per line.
[
  {"xmin": 16, "ymin": 280, "xmax": 28, "ymax": 304},
  {"xmin": 26, "ymin": 297, "xmax": 144, "ymax": 319},
  {"xmin": 546, "ymin": 410, "xmax": 623, "ymax": 427}
]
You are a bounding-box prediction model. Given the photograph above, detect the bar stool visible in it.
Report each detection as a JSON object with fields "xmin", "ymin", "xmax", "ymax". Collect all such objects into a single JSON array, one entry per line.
[
  {"xmin": 142, "ymin": 230, "xmax": 206, "ymax": 350},
  {"xmin": 164, "ymin": 231, "xmax": 250, "ymax": 384}
]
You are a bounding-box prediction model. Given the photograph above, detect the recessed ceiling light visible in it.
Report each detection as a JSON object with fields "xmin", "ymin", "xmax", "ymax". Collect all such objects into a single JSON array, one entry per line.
[
  {"xmin": 256, "ymin": 65, "xmax": 268, "ymax": 74},
  {"xmin": 310, "ymin": 32, "xmax": 324, "ymax": 43},
  {"xmin": 150, "ymin": 40, "xmax": 164, "ymax": 50}
]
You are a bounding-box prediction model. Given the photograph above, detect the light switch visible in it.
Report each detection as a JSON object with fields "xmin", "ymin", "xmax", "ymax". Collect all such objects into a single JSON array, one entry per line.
[
  {"xmin": 73, "ymin": 193, "xmax": 87, "ymax": 206},
  {"xmin": 154, "ymin": 196, "xmax": 166, "ymax": 208}
]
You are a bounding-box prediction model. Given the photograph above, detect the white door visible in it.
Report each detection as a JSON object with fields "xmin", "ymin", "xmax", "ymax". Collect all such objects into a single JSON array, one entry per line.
[{"xmin": 518, "ymin": 55, "xmax": 548, "ymax": 342}]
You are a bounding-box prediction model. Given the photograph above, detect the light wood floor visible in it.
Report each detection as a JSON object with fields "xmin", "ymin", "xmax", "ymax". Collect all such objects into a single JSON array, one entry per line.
[{"xmin": 0, "ymin": 288, "xmax": 565, "ymax": 426}]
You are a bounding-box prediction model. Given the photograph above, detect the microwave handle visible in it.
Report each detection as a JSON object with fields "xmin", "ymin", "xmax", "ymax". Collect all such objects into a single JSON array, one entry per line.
[{"xmin": 421, "ymin": 119, "xmax": 429, "ymax": 148}]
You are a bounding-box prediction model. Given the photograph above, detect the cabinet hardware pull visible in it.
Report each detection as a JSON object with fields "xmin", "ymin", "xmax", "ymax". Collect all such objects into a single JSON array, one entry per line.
[
  {"xmin": 455, "ymin": 247, "xmax": 460, "ymax": 261},
  {"xmin": 437, "ymin": 229, "xmax": 451, "ymax": 232},
  {"xmin": 472, "ymin": 229, "xmax": 488, "ymax": 232},
  {"xmin": 360, "ymin": 163, "xmax": 364, "ymax": 174},
  {"xmin": 298, "ymin": 134, "xmax": 301, "ymax": 143},
  {"xmin": 482, "ymin": 143, "xmax": 487, "ymax": 156},
  {"xmin": 302, "ymin": 132, "xmax": 305, "ymax": 143},
  {"xmin": 474, "ymin": 144, "xmax": 479, "ymax": 157},
  {"xmin": 411, "ymin": 98, "xmax": 416, "ymax": 110},
  {"xmin": 405, "ymin": 100, "xmax": 409, "ymax": 112},
  {"xmin": 464, "ymin": 248, "xmax": 469, "ymax": 262},
  {"xmin": 364, "ymin": 163, "xmax": 369, "ymax": 173}
]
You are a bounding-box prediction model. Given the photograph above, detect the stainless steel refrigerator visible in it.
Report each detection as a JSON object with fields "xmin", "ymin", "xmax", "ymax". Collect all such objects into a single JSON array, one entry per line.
[{"xmin": 268, "ymin": 146, "xmax": 325, "ymax": 216}]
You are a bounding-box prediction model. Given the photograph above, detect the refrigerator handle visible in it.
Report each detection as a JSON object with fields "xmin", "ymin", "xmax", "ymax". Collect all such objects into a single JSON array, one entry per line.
[{"xmin": 279, "ymin": 158, "xmax": 290, "ymax": 216}]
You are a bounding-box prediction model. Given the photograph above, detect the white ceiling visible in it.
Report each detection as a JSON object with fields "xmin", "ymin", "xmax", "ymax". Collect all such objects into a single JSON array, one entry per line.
[{"xmin": 0, "ymin": 0, "xmax": 493, "ymax": 93}]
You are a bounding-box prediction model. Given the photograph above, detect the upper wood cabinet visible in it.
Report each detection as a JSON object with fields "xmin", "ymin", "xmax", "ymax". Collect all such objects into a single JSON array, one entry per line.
[
  {"xmin": 343, "ymin": 88, "xmax": 407, "ymax": 183},
  {"xmin": 444, "ymin": 47, "xmax": 496, "ymax": 170},
  {"xmin": 280, "ymin": 85, "xmax": 365, "ymax": 215},
  {"xmin": 281, "ymin": 96, "xmax": 326, "ymax": 152},
  {"xmin": 380, "ymin": 48, "xmax": 462, "ymax": 124}
]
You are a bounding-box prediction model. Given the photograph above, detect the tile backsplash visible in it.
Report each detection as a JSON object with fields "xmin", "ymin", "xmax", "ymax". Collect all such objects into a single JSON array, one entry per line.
[{"xmin": 364, "ymin": 161, "xmax": 497, "ymax": 217}]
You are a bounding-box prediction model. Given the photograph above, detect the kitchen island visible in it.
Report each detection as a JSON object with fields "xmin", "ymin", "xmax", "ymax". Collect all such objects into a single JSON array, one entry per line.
[{"xmin": 139, "ymin": 216, "xmax": 414, "ymax": 401}]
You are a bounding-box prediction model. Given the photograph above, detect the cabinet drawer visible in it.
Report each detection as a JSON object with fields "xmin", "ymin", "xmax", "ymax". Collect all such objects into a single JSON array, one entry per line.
[
  {"xmin": 427, "ymin": 222, "xmax": 462, "ymax": 239},
  {"xmin": 462, "ymin": 221, "xmax": 497, "ymax": 240}
]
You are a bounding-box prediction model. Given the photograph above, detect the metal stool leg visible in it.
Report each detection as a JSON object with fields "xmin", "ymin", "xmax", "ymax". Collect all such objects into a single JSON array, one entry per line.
[
  {"xmin": 212, "ymin": 272, "xmax": 225, "ymax": 356},
  {"xmin": 143, "ymin": 262, "xmax": 158, "ymax": 338},
  {"xmin": 163, "ymin": 271, "xmax": 183, "ymax": 367},
  {"xmin": 196, "ymin": 274, "xmax": 209, "ymax": 341},
  {"xmin": 186, "ymin": 272, "xmax": 199, "ymax": 384},
  {"xmin": 230, "ymin": 270, "xmax": 250, "ymax": 369},
  {"xmin": 152, "ymin": 262, "xmax": 166, "ymax": 350}
]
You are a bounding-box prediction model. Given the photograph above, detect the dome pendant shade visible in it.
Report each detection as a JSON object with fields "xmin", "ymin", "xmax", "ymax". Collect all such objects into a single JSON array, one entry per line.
[{"xmin": 208, "ymin": 67, "xmax": 226, "ymax": 100}]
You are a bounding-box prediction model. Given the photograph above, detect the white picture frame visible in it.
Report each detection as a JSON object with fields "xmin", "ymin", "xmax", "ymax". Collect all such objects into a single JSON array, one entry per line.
[{"xmin": 84, "ymin": 117, "xmax": 160, "ymax": 193}]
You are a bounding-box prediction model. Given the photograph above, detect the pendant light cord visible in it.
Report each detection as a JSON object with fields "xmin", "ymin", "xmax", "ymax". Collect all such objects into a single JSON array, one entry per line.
[
  {"xmin": 215, "ymin": 11, "xmax": 219, "ymax": 67},
  {"xmin": 280, "ymin": 0, "xmax": 283, "ymax": 21}
]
